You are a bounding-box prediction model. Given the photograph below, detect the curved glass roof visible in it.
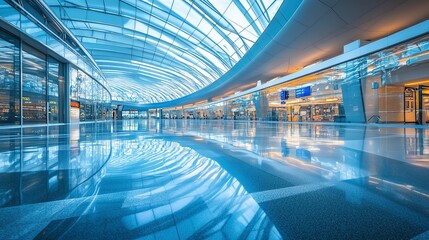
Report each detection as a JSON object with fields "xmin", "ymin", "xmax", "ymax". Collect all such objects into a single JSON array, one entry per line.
[{"xmin": 44, "ymin": 0, "xmax": 284, "ymax": 103}]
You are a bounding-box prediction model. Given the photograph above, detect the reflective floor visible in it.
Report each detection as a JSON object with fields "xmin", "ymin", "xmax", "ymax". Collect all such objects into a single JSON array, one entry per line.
[{"xmin": 1, "ymin": 120, "xmax": 429, "ymax": 239}]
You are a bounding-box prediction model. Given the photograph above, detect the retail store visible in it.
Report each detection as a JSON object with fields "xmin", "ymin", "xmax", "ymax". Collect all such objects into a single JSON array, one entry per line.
[
  {"xmin": 0, "ymin": 2, "xmax": 112, "ymax": 126},
  {"xmin": 361, "ymin": 34, "xmax": 429, "ymax": 124},
  {"xmin": 69, "ymin": 68, "xmax": 111, "ymax": 122},
  {"xmin": 225, "ymin": 94, "xmax": 256, "ymax": 120},
  {"xmin": 173, "ymin": 34, "xmax": 429, "ymax": 124},
  {"xmin": 265, "ymin": 70, "xmax": 344, "ymax": 122}
]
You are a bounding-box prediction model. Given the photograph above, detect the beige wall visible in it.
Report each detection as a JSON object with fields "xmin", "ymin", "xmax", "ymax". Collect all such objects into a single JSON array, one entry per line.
[{"xmin": 378, "ymin": 85, "xmax": 405, "ymax": 123}]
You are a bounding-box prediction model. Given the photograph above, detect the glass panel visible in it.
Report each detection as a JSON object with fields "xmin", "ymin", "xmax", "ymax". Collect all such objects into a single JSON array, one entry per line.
[
  {"xmin": 80, "ymin": 73, "xmax": 92, "ymax": 100},
  {"xmin": 45, "ymin": 0, "xmax": 285, "ymax": 103},
  {"xmin": 70, "ymin": 67, "xmax": 78, "ymax": 100},
  {"xmin": 0, "ymin": 1, "xmax": 21, "ymax": 28},
  {"xmin": 48, "ymin": 58, "xmax": 64, "ymax": 123},
  {"xmin": 69, "ymin": 66, "xmax": 111, "ymax": 122},
  {"xmin": 80, "ymin": 101, "xmax": 93, "ymax": 121},
  {"xmin": 22, "ymin": 45, "xmax": 47, "ymax": 124},
  {"xmin": 47, "ymin": 34, "xmax": 65, "ymax": 57},
  {"xmin": 0, "ymin": 30, "xmax": 20, "ymax": 125}
]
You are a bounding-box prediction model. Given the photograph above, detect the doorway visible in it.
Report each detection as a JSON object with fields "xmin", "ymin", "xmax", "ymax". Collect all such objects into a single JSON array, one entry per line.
[
  {"xmin": 417, "ymin": 85, "xmax": 429, "ymax": 124},
  {"xmin": 404, "ymin": 88, "xmax": 416, "ymax": 123}
]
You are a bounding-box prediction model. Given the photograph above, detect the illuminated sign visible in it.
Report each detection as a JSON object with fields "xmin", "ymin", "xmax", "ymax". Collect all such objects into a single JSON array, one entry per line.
[
  {"xmin": 280, "ymin": 90, "xmax": 289, "ymax": 100},
  {"xmin": 70, "ymin": 101, "xmax": 80, "ymax": 108},
  {"xmin": 295, "ymin": 86, "xmax": 311, "ymax": 98}
]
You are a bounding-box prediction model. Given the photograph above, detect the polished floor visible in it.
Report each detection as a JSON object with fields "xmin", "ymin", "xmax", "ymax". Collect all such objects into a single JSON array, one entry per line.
[{"xmin": 0, "ymin": 119, "xmax": 429, "ymax": 239}]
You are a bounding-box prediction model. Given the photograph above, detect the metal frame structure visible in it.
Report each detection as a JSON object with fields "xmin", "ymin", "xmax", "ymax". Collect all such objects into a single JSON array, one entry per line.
[{"xmin": 44, "ymin": 0, "xmax": 285, "ymax": 103}]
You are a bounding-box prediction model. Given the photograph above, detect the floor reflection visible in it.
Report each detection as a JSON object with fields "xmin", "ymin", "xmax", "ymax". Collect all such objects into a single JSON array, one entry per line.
[
  {"xmin": 0, "ymin": 123, "xmax": 112, "ymax": 207},
  {"xmin": 1, "ymin": 119, "xmax": 429, "ymax": 239},
  {"xmin": 97, "ymin": 137, "xmax": 280, "ymax": 239}
]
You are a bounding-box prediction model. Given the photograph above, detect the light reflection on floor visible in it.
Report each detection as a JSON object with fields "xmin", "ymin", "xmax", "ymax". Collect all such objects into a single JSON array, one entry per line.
[{"xmin": 0, "ymin": 119, "xmax": 429, "ymax": 239}]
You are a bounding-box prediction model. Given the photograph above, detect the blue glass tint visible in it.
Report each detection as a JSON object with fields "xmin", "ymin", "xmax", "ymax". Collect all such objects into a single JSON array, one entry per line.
[
  {"xmin": 45, "ymin": 0, "xmax": 285, "ymax": 103},
  {"xmin": 0, "ymin": 30, "xmax": 20, "ymax": 124}
]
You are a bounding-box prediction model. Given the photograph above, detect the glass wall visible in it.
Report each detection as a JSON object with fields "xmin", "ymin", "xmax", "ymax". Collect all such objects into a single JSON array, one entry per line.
[
  {"xmin": 22, "ymin": 45, "xmax": 46, "ymax": 124},
  {"xmin": 0, "ymin": 30, "xmax": 20, "ymax": 125},
  {"xmin": 70, "ymin": 67, "xmax": 112, "ymax": 122},
  {"xmin": 1, "ymin": 0, "xmax": 112, "ymax": 126},
  {"xmin": 174, "ymin": 34, "xmax": 429, "ymax": 124},
  {"xmin": 264, "ymin": 69, "xmax": 344, "ymax": 122},
  {"xmin": 48, "ymin": 57, "xmax": 65, "ymax": 123},
  {"xmin": 0, "ymin": 0, "xmax": 108, "ymax": 90},
  {"xmin": 362, "ymin": 35, "xmax": 429, "ymax": 124},
  {"xmin": 0, "ymin": 26, "xmax": 111, "ymax": 126},
  {"xmin": 122, "ymin": 110, "xmax": 147, "ymax": 119},
  {"xmin": 225, "ymin": 94, "xmax": 256, "ymax": 120},
  {"xmin": 208, "ymin": 103, "xmax": 224, "ymax": 119},
  {"xmin": 0, "ymin": 28, "xmax": 65, "ymax": 126}
]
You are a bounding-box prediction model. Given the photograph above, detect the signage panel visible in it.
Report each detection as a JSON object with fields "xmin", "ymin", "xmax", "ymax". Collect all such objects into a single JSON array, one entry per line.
[
  {"xmin": 70, "ymin": 101, "xmax": 80, "ymax": 108},
  {"xmin": 295, "ymin": 86, "xmax": 311, "ymax": 98},
  {"xmin": 280, "ymin": 90, "xmax": 289, "ymax": 100}
]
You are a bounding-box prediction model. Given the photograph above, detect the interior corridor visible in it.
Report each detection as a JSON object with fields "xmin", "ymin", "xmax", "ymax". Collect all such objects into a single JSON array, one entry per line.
[{"xmin": 1, "ymin": 120, "xmax": 429, "ymax": 239}]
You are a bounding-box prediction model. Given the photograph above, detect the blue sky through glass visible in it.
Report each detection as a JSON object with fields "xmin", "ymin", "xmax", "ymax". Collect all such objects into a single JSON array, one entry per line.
[{"xmin": 44, "ymin": 0, "xmax": 284, "ymax": 103}]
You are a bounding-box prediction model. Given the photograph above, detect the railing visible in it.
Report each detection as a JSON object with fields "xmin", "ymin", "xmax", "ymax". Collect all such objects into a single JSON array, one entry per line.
[{"xmin": 368, "ymin": 115, "xmax": 381, "ymax": 123}]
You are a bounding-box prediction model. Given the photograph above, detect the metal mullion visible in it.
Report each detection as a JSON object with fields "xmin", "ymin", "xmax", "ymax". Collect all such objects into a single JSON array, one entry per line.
[
  {"xmin": 19, "ymin": 39, "xmax": 23, "ymax": 125},
  {"xmin": 46, "ymin": 57, "xmax": 49, "ymax": 125}
]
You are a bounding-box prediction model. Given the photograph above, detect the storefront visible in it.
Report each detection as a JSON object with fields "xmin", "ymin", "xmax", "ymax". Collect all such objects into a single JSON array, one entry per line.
[
  {"xmin": 226, "ymin": 94, "xmax": 256, "ymax": 120},
  {"xmin": 361, "ymin": 35, "xmax": 429, "ymax": 124},
  {"xmin": 174, "ymin": 33, "xmax": 429, "ymax": 124},
  {"xmin": 208, "ymin": 102, "xmax": 225, "ymax": 119},
  {"xmin": 162, "ymin": 107, "xmax": 183, "ymax": 119},
  {"xmin": 70, "ymin": 67, "xmax": 112, "ymax": 122},
  {"xmin": 0, "ymin": 4, "xmax": 112, "ymax": 126},
  {"xmin": 0, "ymin": 25, "xmax": 111, "ymax": 126},
  {"xmin": 265, "ymin": 70, "xmax": 344, "ymax": 122},
  {"xmin": 122, "ymin": 110, "xmax": 147, "ymax": 119}
]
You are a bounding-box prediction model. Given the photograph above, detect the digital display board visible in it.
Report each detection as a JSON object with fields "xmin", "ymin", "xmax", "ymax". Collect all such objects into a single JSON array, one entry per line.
[
  {"xmin": 280, "ymin": 90, "xmax": 289, "ymax": 100},
  {"xmin": 295, "ymin": 86, "xmax": 311, "ymax": 98}
]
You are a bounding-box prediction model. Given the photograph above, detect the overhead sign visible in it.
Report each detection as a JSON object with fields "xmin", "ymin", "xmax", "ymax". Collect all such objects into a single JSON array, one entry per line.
[
  {"xmin": 295, "ymin": 86, "xmax": 311, "ymax": 98},
  {"xmin": 280, "ymin": 90, "xmax": 289, "ymax": 100},
  {"xmin": 70, "ymin": 101, "xmax": 80, "ymax": 108}
]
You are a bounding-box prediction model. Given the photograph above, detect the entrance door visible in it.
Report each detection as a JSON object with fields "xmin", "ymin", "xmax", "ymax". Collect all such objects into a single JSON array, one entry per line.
[
  {"xmin": 417, "ymin": 85, "xmax": 429, "ymax": 124},
  {"xmin": 404, "ymin": 88, "xmax": 416, "ymax": 123},
  {"xmin": 423, "ymin": 95, "xmax": 429, "ymax": 124}
]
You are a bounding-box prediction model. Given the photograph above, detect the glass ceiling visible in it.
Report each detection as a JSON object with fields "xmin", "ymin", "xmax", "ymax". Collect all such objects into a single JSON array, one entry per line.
[{"xmin": 44, "ymin": 0, "xmax": 284, "ymax": 103}]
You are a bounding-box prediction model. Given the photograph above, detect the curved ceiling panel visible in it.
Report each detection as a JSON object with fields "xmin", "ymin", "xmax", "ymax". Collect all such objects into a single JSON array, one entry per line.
[{"xmin": 44, "ymin": 0, "xmax": 284, "ymax": 103}]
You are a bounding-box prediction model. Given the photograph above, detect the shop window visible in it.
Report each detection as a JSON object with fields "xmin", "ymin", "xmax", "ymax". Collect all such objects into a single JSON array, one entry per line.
[
  {"xmin": 22, "ymin": 44, "xmax": 47, "ymax": 124},
  {"xmin": 48, "ymin": 57, "xmax": 64, "ymax": 123},
  {"xmin": 0, "ymin": 30, "xmax": 20, "ymax": 125}
]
